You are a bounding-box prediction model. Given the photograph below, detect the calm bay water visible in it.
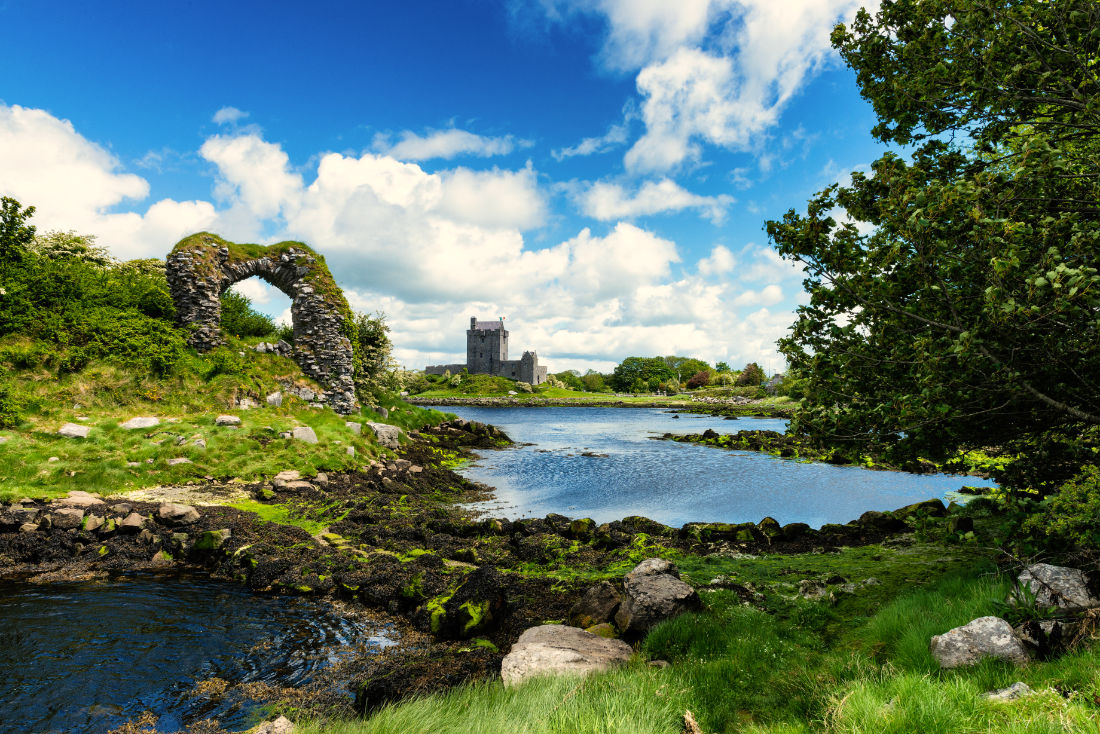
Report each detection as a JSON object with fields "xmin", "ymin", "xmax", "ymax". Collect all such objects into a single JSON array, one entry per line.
[
  {"xmin": 448, "ymin": 406, "xmax": 996, "ymax": 528},
  {"xmin": 0, "ymin": 573, "xmax": 394, "ymax": 734}
]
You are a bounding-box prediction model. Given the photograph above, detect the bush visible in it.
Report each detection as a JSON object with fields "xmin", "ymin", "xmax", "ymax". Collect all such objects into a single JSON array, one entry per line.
[
  {"xmin": 0, "ymin": 381, "xmax": 23, "ymax": 428},
  {"xmin": 220, "ymin": 290, "xmax": 276, "ymax": 338},
  {"xmin": 1024, "ymin": 466, "xmax": 1100, "ymax": 548}
]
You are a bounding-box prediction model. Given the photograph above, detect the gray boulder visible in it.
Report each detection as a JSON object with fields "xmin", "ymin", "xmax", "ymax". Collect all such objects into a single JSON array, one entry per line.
[
  {"xmin": 626, "ymin": 557, "xmax": 678, "ymax": 580},
  {"xmin": 51, "ymin": 508, "xmax": 85, "ymax": 529},
  {"xmin": 365, "ymin": 422, "xmax": 402, "ymax": 450},
  {"xmin": 930, "ymin": 616, "xmax": 1030, "ymax": 668},
  {"xmin": 215, "ymin": 414, "xmax": 241, "ymax": 427},
  {"xmin": 292, "ymin": 426, "xmax": 318, "ymax": 444},
  {"xmin": 83, "ymin": 514, "xmax": 105, "ymax": 532},
  {"xmin": 1017, "ymin": 563, "xmax": 1099, "ymax": 611},
  {"xmin": 345, "ymin": 421, "xmax": 362, "ymax": 435},
  {"xmin": 57, "ymin": 491, "xmax": 104, "ymax": 509},
  {"xmin": 568, "ymin": 581, "xmax": 623, "ymax": 628},
  {"xmin": 157, "ymin": 503, "xmax": 200, "ymax": 526},
  {"xmin": 266, "ymin": 391, "xmax": 283, "ymax": 407},
  {"xmin": 120, "ymin": 416, "xmax": 160, "ymax": 430},
  {"xmin": 983, "ymin": 682, "xmax": 1034, "ymax": 702},
  {"xmin": 615, "ymin": 559, "xmax": 700, "ymax": 635},
  {"xmin": 167, "ymin": 457, "xmax": 192, "ymax": 466},
  {"xmin": 501, "ymin": 624, "xmax": 633, "ymax": 686},
  {"xmin": 58, "ymin": 423, "xmax": 90, "ymax": 438}
]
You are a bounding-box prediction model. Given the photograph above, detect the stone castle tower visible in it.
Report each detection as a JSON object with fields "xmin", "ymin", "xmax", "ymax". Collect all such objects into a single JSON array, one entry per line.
[{"xmin": 425, "ymin": 316, "xmax": 548, "ymax": 384}]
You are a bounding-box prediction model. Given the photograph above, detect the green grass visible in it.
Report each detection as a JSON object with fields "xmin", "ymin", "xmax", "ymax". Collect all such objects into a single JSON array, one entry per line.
[{"xmin": 0, "ymin": 336, "xmax": 443, "ymax": 501}]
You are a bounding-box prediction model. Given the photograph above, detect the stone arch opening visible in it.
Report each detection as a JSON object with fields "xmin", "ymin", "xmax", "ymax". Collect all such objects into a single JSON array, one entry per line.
[{"xmin": 166, "ymin": 233, "xmax": 358, "ymax": 414}]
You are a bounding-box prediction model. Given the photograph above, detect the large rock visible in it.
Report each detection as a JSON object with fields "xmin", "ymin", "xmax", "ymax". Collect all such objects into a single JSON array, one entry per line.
[
  {"xmin": 292, "ymin": 426, "xmax": 318, "ymax": 444},
  {"xmin": 51, "ymin": 507, "xmax": 85, "ymax": 529},
  {"xmin": 930, "ymin": 616, "xmax": 1030, "ymax": 668},
  {"xmin": 57, "ymin": 423, "xmax": 90, "ymax": 439},
  {"xmin": 250, "ymin": 716, "xmax": 295, "ymax": 734},
  {"xmin": 365, "ymin": 422, "xmax": 402, "ymax": 450},
  {"xmin": 273, "ymin": 470, "xmax": 301, "ymax": 488},
  {"xmin": 215, "ymin": 414, "xmax": 242, "ymax": 427},
  {"xmin": 119, "ymin": 512, "xmax": 147, "ymax": 533},
  {"xmin": 120, "ymin": 416, "xmax": 160, "ymax": 430},
  {"xmin": 1017, "ymin": 563, "xmax": 1099, "ymax": 611},
  {"xmin": 500, "ymin": 624, "xmax": 633, "ymax": 686},
  {"xmin": 568, "ymin": 581, "xmax": 622, "ymax": 628},
  {"xmin": 625, "ymin": 557, "xmax": 678, "ymax": 581},
  {"xmin": 157, "ymin": 502, "xmax": 200, "ymax": 526},
  {"xmin": 57, "ymin": 491, "xmax": 105, "ymax": 509},
  {"xmin": 430, "ymin": 566, "xmax": 508, "ymax": 640},
  {"xmin": 615, "ymin": 559, "xmax": 700, "ymax": 635}
]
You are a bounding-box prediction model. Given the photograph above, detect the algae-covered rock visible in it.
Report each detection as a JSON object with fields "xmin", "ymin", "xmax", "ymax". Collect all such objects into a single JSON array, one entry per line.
[
  {"xmin": 193, "ymin": 529, "xmax": 232, "ymax": 552},
  {"xmin": 568, "ymin": 518, "xmax": 596, "ymax": 540},
  {"xmin": 620, "ymin": 516, "xmax": 673, "ymax": 536},
  {"xmin": 428, "ymin": 566, "xmax": 509, "ymax": 640},
  {"xmin": 756, "ymin": 517, "xmax": 783, "ymax": 540},
  {"xmin": 893, "ymin": 498, "xmax": 947, "ymax": 519},
  {"xmin": 781, "ymin": 522, "xmax": 812, "ymax": 540}
]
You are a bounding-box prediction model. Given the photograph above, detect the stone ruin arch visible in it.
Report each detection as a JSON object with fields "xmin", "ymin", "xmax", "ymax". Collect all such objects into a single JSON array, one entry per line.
[{"xmin": 166, "ymin": 233, "xmax": 358, "ymax": 414}]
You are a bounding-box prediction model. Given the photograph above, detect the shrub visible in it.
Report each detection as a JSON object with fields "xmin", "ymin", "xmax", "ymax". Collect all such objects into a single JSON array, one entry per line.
[
  {"xmin": 0, "ymin": 381, "xmax": 23, "ymax": 428},
  {"xmin": 1024, "ymin": 465, "xmax": 1100, "ymax": 548},
  {"xmin": 220, "ymin": 289, "xmax": 277, "ymax": 338},
  {"xmin": 686, "ymin": 369, "xmax": 711, "ymax": 389}
]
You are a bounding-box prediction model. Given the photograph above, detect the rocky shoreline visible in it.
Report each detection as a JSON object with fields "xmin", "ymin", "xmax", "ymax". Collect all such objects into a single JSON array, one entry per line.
[{"xmin": 0, "ymin": 419, "xmax": 959, "ymax": 731}]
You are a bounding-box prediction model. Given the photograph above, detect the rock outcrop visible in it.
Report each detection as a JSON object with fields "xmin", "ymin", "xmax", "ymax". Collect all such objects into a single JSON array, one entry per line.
[
  {"xmin": 614, "ymin": 558, "xmax": 700, "ymax": 636},
  {"xmin": 1017, "ymin": 563, "xmax": 1099, "ymax": 612}
]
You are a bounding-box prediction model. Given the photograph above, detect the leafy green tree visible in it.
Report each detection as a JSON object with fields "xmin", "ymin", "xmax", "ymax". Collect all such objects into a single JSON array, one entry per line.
[
  {"xmin": 580, "ymin": 370, "xmax": 608, "ymax": 393},
  {"xmin": 0, "ymin": 197, "xmax": 35, "ymax": 267},
  {"xmin": 353, "ymin": 310, "xmax": 395, "ymax": 396},
  {"xmin": 610, "ymin": 357, "xmax": 675, "ymax": 392},
  {"xmin": 715, "ymin": 361, "xmax": 731, "ymax": 373},
  {"xmin": 768, "ymin": 0, "xmax": 1100, "ymax": 494}
]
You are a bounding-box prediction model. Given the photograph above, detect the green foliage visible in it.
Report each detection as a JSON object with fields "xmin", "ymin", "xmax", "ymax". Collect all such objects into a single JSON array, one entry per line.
[
  {"xmin": 0, "ymin": 196, "xmax": 35, "ymax": 268},
  {"xmin": 609, "ymin": 356, "xmax": 713, "ymax": 392},
  {"xmin": 353, "ymin": 310, "xmax": 395, "ymax": 398},
  {"xmin": 768, "ymin": 0, "xmax": 1100, "ymax": 495},
  {"xmin": 1023, "ymin": 466, "xmax": 1100, "ymax": 548},
  {"xmin": 0, "ymin": 380, "xmax": 23, "ymax": 428},
  {"xmin": 219, "ymin": 289, "xmax": 277, "ymax": 338}
]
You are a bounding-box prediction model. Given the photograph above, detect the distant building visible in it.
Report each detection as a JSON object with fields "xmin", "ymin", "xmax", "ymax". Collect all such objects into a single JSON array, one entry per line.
[{"xmin": 425, "ymin": 317, "xmax": 548, "ymax": 385}]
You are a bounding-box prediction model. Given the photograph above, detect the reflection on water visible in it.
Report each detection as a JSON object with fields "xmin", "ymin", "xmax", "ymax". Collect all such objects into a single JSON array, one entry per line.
[
  {"xmin": 0, "ymin": 573, "xmax": 394, "ymax": 734},
  {"xmin": 448, "ymin": 406, "xmax": 997, "ymax": 528}
]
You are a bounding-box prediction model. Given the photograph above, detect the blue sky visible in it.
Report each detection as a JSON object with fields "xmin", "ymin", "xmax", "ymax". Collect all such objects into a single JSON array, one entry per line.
[{"xmin": 0, "ymin": 0, "xmax": 886, "ymax": 373}]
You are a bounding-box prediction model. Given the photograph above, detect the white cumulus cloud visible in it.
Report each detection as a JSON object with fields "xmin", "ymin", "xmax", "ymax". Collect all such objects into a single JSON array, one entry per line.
[
  {"xmin": 212, "ymin": 106, "xmax": 249, "ymax": 125},
  {"xmin": 374, "ymin": 128, "xmax": 530, "ymax": 161},
  {"xmin": 579, "ymin": 178, "xmax": 734, "ymax": 224}
]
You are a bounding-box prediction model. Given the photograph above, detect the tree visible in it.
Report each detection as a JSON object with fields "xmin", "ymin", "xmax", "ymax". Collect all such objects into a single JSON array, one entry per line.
[
  {"xmin": 768, "ymin": 0, "xmax": 1100, "ymax": 493},
  {"xmin": 736, "ymin": 363, "xmax": 765, "ymax": 387},
  {"xmin": 715, "ymin": 361, "xmax": 731, "ymax": 373},
  {"xmin": 353, "ymin": 310, "xmax": 395, "ymax": 396},
  {"xmin": 686, "ymin": 370, "xmax": 711, "ymax": 390},
  {"xmin": 0, "ymin": 197, "xmax": 35, "ymax": 267},
  {"xmin": 219, "ymin": 289, "xmax": 277, "ymax": 338}
]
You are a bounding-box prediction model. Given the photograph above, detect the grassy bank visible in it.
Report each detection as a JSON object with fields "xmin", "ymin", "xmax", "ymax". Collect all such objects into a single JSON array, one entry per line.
[
  {"xmin": 294, "ymin": 536, "xmax": 1100, "ymax": 734},
  {"xmin": 0, "ymin": 334, "xmax": 449, "ymax": 501}
]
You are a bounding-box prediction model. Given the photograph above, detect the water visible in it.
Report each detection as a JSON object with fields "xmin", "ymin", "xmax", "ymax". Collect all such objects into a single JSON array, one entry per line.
[
  {"xmin": 0, "ymin": 573, "xmax": 395, "ymax": 734},
  {"xmin": 448, "ymin": 406, "xmax": 997, "ymax": 528}
]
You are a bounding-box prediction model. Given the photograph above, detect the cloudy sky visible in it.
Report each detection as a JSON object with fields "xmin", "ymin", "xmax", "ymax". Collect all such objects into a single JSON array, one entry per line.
[{"xmin": 0, "ymin": 0, "xmax": 885, "ymax": 373}]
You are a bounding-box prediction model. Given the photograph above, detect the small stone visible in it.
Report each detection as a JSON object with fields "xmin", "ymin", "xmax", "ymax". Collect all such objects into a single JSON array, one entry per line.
[
  {"xmin": 83, "ymin": 514, "xmax": 104, "ymax": 532},
  {"xmin": 120, "ymin": 417, "xmax": 160, "ymax": 430},
  {"xmin": 364, "ymin": 422, "xmax": 402, "ymax": 450},
  {"xmin": 119, "ymin": 512, "xmax": 146, "ymax": 533},
  {"xmin": 238, "ymin": 397, "xmax": 256, "ymax": 409},
  {"xmin": 345, "ymin": 421, "xmax": 362, "ymax": 435},
  {"xmin": 167, "ymin": 457, "xmax": 192, "ymax": 466},
  {"xmin": 799, "ymin": 580, "xmax": 828, "ymax": 600},
  {"xmin": 315, "ymin": 472, "xmax": 329, "ymax": 485},
  {"xmin": 138, "ymin": 529, "xmax": 155, "ymax": 543},
  {"xmin": 346, "ymin": 446, "xmax": 356, "ymax": 457},
  {"xmin": 157, "ymin": 503, "xmax": 200, "ymax": 526},
  {"xmin": 291, "ymin": 426, "xmax": 318, "ymax": 444},
  {"xmin": 151, "ymin": 550, "xmax": 173, "ymax": 564},
  {"xmin": 58, "ymin": 423, "xmax": 91, "ymax": 438},
  {"xmin": 126, "ymin": 461, "xmax": 140, "ymax": 467},
  {"xmin": 215, "ymin": 415, "xmax": 242, "ymax": 427},
  {"xmin": 251, "ymin": 715, "xmax": 295, "ymax": 734},
  {"xmin": 19, "ymin": 522, "xmax": 37, "ymax": 534},
  {"xmin": 625, "ymin": 558, "xmax": 679, "ymax": 581},
  {"xmin": 110, "ymin": 503, "xmax": 133, "ymax": 515},
  {"xmin": 193, "ymin": 439, "xmax": 206, "ymax": 449},
  {"xmin": 266, "ymin": 391, "xmax": 283, "ymax": 408},
  {"xmin": 279, "ymin": 431, "xmax": 292, "ymax": 439},
  {"xmin": 51, "ymin": 508, "xmax": 85, "ymax": 529},
  {"xmin": 47, "ymin": 456, "xmax": 59, "ymax": 463},
  {"xmin": 984, "ymin": 682, "xmax": 1034, "ymax": 702},
  {"xmin": 0, "ymin": 436, "xmax": 8, "ymax": 444},
  {"xmin": 647, "ymin": 659, "xmax": 670, "ymax": 669}
]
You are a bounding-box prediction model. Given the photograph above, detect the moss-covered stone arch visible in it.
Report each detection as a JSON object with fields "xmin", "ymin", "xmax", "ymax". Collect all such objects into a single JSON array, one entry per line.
[{"xmin": 166, "ymin": 233, "xmax": 359, "ymax": 414}]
